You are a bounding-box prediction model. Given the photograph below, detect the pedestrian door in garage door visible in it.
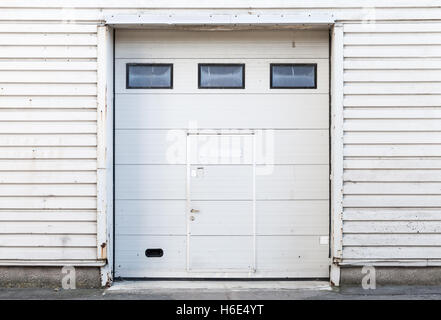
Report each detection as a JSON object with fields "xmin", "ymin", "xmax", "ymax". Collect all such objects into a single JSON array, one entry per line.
[{"xmin": 187, "ymin": 133, "xmax": 256, "ymax": 272}]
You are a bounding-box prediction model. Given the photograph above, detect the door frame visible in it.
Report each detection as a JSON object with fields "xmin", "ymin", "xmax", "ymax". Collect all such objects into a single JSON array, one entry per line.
[{"xmin": 100, "ymin": 14, "xmax": 343, "ymax": 286}]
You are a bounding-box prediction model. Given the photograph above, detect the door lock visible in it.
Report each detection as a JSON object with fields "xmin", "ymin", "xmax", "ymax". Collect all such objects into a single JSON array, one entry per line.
[{"xmin": 190, "ymin": 209, "xmax": 200, "ymax": 213}]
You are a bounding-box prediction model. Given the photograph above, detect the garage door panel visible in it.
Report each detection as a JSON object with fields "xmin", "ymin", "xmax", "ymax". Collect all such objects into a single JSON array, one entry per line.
[
  {"xmin": 115, "ymin": 200, "xmax": 186, "ymax": 235},
  {"xmin": 257, "ymin": 236, "xmax": 329, "ymax": 276},
  {"xmin": 256, "ymin": 165, "xmax": 329, "ymax": 200},
  {"xmin": 116, "ymin": 94, "xmax": 329, "ymax": 129},
  {"xmin": 189, "ymin": 236, "xmax": 253, "ymax": 271},
  {"xmin": 115, "ymin": 130, "xmax": 187, "ymax": 165},
  {"xmin": 190, "ymin": 165, "xmax": 253, "ymax": 200},
  {"xmin": 257, "ymin": 200, "xmax": 329, "ymax": 235},
  {"xmin": 115, "ymin": 235, "xmax": 186, "ymax": 277},
  {"xmin": 116, "ymin": 30, "xmax": 329, "ymax": 59},
  {"xmin": 190, "ymin": 201, "xmax": 253, "ymax": 235},
  {"xmin": 115, "ymin": 165, "xmax": 186, "ymax": 200},
  {"xmin": 116, "ymin": 58, "xmax": 329, "ymax": 94}
]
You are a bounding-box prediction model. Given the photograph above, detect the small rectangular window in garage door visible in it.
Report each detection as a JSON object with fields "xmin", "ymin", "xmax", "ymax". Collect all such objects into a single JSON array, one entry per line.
[
  {"xmin": 199, "ymin": 64, "xmax": 245, "ymax": 89},
  {"xmin": 126, "ymin": 63, "xmax": 173, "ymax": 89},
  {"xmin": 270, "ymin": 64, "xmax": 317, "ymax": 89}
]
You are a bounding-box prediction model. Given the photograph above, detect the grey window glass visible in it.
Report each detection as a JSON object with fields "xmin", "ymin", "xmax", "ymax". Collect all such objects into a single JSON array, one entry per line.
[
  {"xmin": 271, "ymin": 64, "xmax": 316, "ymax": 88},
  {"xmin": 127, "ymin": 64, "xmax": 172, "ymax": 88},
  {"xmin": 199, "ymin": 64, "xmax": 244, "ymax": 88}
]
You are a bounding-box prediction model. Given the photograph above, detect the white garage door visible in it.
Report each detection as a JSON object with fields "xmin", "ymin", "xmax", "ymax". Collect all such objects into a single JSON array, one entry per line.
[{"xmin": 115, "ymin": 29, "xmax": 330, "ymax": 278}]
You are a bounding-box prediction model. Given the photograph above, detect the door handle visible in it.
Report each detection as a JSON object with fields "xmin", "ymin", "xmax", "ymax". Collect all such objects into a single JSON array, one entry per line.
[{"xmin": 190, "ymin": 209, "xmax": 200, "ymax": 213}]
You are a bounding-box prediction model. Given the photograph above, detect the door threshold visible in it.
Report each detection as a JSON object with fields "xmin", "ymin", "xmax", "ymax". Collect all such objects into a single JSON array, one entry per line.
[{"xmin": 107, "ymin": 279, "xmax": 332, "ymax": 291}]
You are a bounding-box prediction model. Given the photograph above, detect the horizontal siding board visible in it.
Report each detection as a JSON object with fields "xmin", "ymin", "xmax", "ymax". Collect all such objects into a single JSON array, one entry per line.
[
  {"xmin": 344, "ymin": 119, "xmax": 441, "ymax": 131},
  {"xmin": 0, "ymin": 197, "xmax": 96, "ymax": 209},
  {"xmin": 0, "ymin": 33, "xmax": 97, "ymax": 46},
  {"xmin": 0, "ymin": 61, "xmax": 97, "ymax": 71},
  {"xmin": 343, "ymin": 195, "xmax": 441, "ymax": 207},
  {"xmin": 0, "ymin": 134, "xmax": 97, "ymax": 147},
  {"xmin": 344, "ymin": 159, "xmax": 441, "ymax": 169},
  {"xmin": 0, "ymin": 96, "xmax": 97, "ymax": 109},
  {"xmin": 0, "ymin": 46, "xmax": 97, "ymax": 58},
  {"xmin": 0, "ymin": 147, "xmax": 96, "ymax": 159},
  {"xmin": 343, "ymin": 234, "xmax": 441, "ymax": 246},
  {"xmin": 0, "ymin": 110, "xmax": 97, "ymax": 121},
  {"xmin": 0, "ymin": 247, "xmax": 97, "ymax": 260},
  {"xmin": 344, "ymin": 221, "xmax": 441, "ymax": 233},
  {"xmin": 344, "ymin": 82, "xmax": 441, "ymax": 95},
  {"xmin": 0, "ymin": 171, "xmax": 96, "ymax": 183},
  {"xmin": 343, "ymin": 208, "xmax": 441, "ymax": 221},
  {"xmin": 0, "ymin": 234, "xmax": 96, "ymax": 247},
  {"xmin": 0, "ymin": 159, "xmax": 96, "ymax": 171},
  {"xmin": 0, "ymin": 210, "xmax": 96, "ymax": 221},
  {"xmin": 344, "ymin": 33, "xmax": 441, "ymax": 45},
  {"xmin": 0, "ymin": 71, "xmax": 97, "ymax": 84},
  {"xmin": 345, "ymin": 145, "xmax": 441, "ymax": 157},
  {"xmin": 344, "ymin": 182, "xmax": 441, "ymax": 195},
  {"xmin": 0, "ymin": 221, "xmax": 96, "ymax": 234},
  {"xmin": 343, "ymin": 247, "xmax": 441, "ymax": 259},
  {"xmin": 344, "ymin": 70, "xmax": 441, "ymax": 82},
  {"xmin": 344, "ymin": 132, "xmax": 441, "ymax": 144},
  {"xmin": 0, "ymin": 83, "xmax": 96, "ymax": 96},
  {"xmin": 0, "ymin": 123, "xmax": 96, "ymax": 134},
  {"xmin": 344, "ymin": 170, "xmax": 441, "ymax": 182},
  {"xmin": 345, "ymin": 46, "xmax": 441, "ymax": 58},
  {"xmin": 344, "ymin": 95, "xmax": 441, "ymax": 107},
  {"xmin": 0, "ymin": 184, "xmax": 96, "ymax": 196},
  {"xmin": 344, "ymin": 59, "xmax": 441, "ymax": 70}
]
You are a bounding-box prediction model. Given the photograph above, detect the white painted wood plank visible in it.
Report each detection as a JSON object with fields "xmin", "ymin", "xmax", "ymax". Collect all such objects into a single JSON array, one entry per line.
[
  {"xmin": 0, "ymin": 210, "xmax": 96, "ymax": 221},
  {"xmin": 0, "ymin": 247, "xmax": 97, "ymax": 260},
  {"xmin": 343, "ymin": 208, "xmax": 441, "ymax": 221},
  {"xmin": 0, "ymin": 96, "xmax": 97, "ymax": 109},
  {"xmin": 344, "ymin": 132, "xmax": 441, "ymax": 144},
  {"xmin": 0, "ymin": 110, "xmax": 96, "ymax": 121},
  {"xmin": 0, "ymin": 33, "xmax": 97, "ymax": 45},
  {"xmin": 0, "ymin": 61, "xmax": 97, "ymax": 71},
  {"xmin": 344, "ymin": 195, "xmax": 441, "ymax": 207},
  {"xmin": 0, "ymin": 71, "xmax": 97, "ymax": 83},
  {"xmin": 0, "ymin": 134, "xmax": 96, "ymax": 147},
  {"xmin": 0, "ymin": 171, "xmax": 96, "ymax": 183},
  {"xmin": 345, "ymin": 145, "xmax": 441, "ymax": 157},
  {"xmin": 0, "ymin": 184, "xmax": 96, "ymax": 196},
  {"xmin": 343, "ymin": 247, "xmax": 441, "ymax": 259},
  {"xmin": 0, "ymin": 83, "xmax": 96, "ymax": 96},
  {"xmin": 0, "ymin": 122, "xmax": 96, "ymax": 134},
  {"xmin": 0, "ymin": 24, "xmax": 97, "ymax": 33},
  {"xmin": 344, "ymin": 119, "xmax": 441, "ymax": 131},
  {"xmin": 345, "ymin": 33, "xmax": 441, "ymax": 45},
  {"xmin": 0, "ymin": 147, "xmax": 96, "ymax": 159},
  {"xmin": 343, "ymin": 234, "xmax": 441, "ymax": 246},
  {"xmin": 344, "ymin": 182, "xmax": 441, "ymax": 195},
  {"xmin": 0, "ymin": 221, "xmax": 96, "ymax": 234},
  {"xmin": 344, "ymin": 59, "xmax": 441, "ymax": 70},
  {"xmin": 344, "ymin": 95, "xmax": 441, "ymax": 107},
  {"xmin": 344, "ymin": 221, "xmax": 441, "ymax": 233},
  {"xmin": 345, "ymin": 70, "xmax": 441, "ymax": 82},
  {"xmin": 0, "ymin": 234, "xmax": 96, "ymax": 247},
  {"xmin": 0, "ymin": 46, "xmax": 97, "ymax": 58},
  {"xmin": 345, "ymin": 83, "xmax": 441, "ymax": 95},
  {"xmin": 0, "ymin": 159, "xmax": 96, "ymax": 171},
  {"xmin": 344, "ymin": 23, "xmax": 441, "ymax": 33},
  {"xmin": 344, "ymin": 159, "xmax": 441, "ymax": 169},
  {"xmin": 0, "ymin": 197, "xmax": 96, "ymax": 209},
  {"xmin": 344, "ymin": 169, "xmax": 441, "ymax": 182},
  {"xmin": 345, "ymin": 46, "xmax": 441, "ymax": 58}
]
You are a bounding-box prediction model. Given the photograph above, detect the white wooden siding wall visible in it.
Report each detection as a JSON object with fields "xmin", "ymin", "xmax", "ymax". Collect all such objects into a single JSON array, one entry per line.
[
  {"xmin": 342, "ymin": 23, "xmax": 441, "ymax": 264},
  {"xmin": 0, "ymin": 0, "xmax": 441, "ymax": 267},
  {"xmin": 0, "ymin": 24, "xmax": 98, "ymax": 263}
]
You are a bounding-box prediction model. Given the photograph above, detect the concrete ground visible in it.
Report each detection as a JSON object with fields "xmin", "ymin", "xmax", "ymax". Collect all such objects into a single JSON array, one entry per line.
[{"xmin": 1, "ymin": 280, "xmax": 441, "ymax": 299}]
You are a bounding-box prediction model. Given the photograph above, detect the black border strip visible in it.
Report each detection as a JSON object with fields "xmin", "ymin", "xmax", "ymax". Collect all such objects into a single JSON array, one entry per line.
[
  {"xmin": 126, "ymin": 63, "xmax": 174, "ymax": 89},
  {"xmin": 198, "ymin": 63, "xmax": 245, "ymax": 89},
  {"xmin": 270, "ymin": 63, "xmax": 317, "ymax": 89}
]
